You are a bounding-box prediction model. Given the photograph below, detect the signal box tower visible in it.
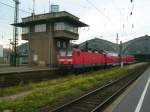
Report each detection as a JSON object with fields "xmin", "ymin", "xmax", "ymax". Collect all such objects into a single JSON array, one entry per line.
[{"xmin": 12, "ymin": 11, "xmax": 88, "ymax": 66}]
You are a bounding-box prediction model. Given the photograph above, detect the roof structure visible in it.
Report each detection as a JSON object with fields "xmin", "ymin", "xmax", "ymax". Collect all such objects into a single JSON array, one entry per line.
[
  {"xmin": 12, "ymin": 11, "xmax": 88, "ymax": 27},
  {"xmin": 123, "ymin": 35, "xmax": 150, "ymax": 55}
]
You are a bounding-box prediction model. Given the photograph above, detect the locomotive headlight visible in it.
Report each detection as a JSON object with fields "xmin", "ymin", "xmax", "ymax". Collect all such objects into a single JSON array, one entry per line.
[
  {"xmin": 67, "ymin": 59, "xmax": 73, "ymax": 64},
  {"xmin": 67, "ymin": 59, "xmax": 73, "ymax": 62},
  {"xmin": 59, "ymin": 59, "xmax": 65, "ymax": 61}
]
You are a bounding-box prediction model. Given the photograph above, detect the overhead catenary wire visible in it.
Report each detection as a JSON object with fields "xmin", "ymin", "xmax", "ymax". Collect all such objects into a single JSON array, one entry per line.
[
  {"xmin": 0, "ymin": 18, "xmax": 13, "ymax": 23},
  {"xmin": 84, "ymin": 0, "xmax": 122, "ymax": 43},
  {"xmin": 118, "ymin": 2, "xmax": 134, "ymax": 37},
  {"xmin": 111, "ymin": 0, "xmax": 136, "ymax": 40},
  {"xmin": 0, "ymin": 1, "xmax": 31, "ymax": 14},
  {"xmin": 85, "ymin": 0, "xmax": 119, "ymax": 30},
  {"xmin": 111, "ymin": 0, "xmax": 131, "ymax": 34}
]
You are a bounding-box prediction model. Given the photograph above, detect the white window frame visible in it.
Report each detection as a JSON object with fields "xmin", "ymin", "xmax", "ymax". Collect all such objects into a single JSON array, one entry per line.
[
  {"xmin": 73, "ymin": 27, "xmax": 78, "ymax": 33},
  {"xmin": 54, "ymin": 22, "xmax": 78, "ymax": 33},
  {"xmin": 63, "ymin": 41, "xmax": 67, "ymax": 48},
  {"xmin": 57, "ymin": 41, "xmax": 61, "ymax": 48},
  {"xmin": 35, "ymin": 24, "xmax": 46, "ymax": 32},
  {"xmin": 22, "ymin": 27, "xmax": 29, "ymax": 34},
  {"xmin": 54, "ymin": 22, "xmax": 65, "ymax": 31}
]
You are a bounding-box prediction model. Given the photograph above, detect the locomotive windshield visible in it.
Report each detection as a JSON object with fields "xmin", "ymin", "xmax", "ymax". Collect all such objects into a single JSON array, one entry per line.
[
  {"xmin": 67, "ymin": 51, "xmax": 72, "ymax": 56},
  {"xmin": 59, "ymin": 50, "xmax": 72, "ymax": 56},
  {"xmin": 59, "ymin": 50, "xmax": 66, "ymax": 56}
]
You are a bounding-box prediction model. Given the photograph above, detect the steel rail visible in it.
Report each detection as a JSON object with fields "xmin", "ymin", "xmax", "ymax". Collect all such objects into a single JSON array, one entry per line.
[
  {"xmin": 91, "ymin": 65, "xmax": 147, "ymax": 112},
  {"xmin": 50, "ymin": 64, "xmax": 148, "ymax": 112}
]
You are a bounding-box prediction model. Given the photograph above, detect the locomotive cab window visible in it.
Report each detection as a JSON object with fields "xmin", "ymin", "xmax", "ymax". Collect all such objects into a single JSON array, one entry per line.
[
  {"xmin": 59, "ymin": 50, "xmax": 66, "ymax": 56},
  {"xmin": 67, "ymin": 51, "xmax": 72, "ymax": 56}
]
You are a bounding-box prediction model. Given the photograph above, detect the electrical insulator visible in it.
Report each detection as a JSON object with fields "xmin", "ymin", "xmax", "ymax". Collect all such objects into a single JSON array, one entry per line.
[
  {"xmin": 123, "ymin": 24, "xmax": 125, "ymax": 29},
  {"xmin": 132, "ymin": 24, "xmax": 134, "ymax": 28}
]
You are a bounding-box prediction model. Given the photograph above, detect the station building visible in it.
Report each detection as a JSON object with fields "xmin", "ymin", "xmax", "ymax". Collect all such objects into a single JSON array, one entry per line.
[{"xmin": 13, "ymin": 11, "xmax": 88, "ymax": 66}]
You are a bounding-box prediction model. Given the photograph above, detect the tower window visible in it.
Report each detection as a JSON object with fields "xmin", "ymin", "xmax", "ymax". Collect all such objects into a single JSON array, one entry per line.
[
  {"xmin": 63, "ymin": 42, "xmax": 67, "ymax": 48},
  {"xmin": 22, "ymin": 27, "xmax": 29, "ymax": 34},
  {"xmin": 54, "ymin": 22, "xmax": 65, "ymax": 30},
  {"xmin": 57, "ymin": 41, "xmax": 61, "ymax": 48},
  {"xmin": 35, "ymin": 24, "xmax": 46, "ymax": 32},
  {"xmin": 54, "ymin": 22, "xmax": 78, "ymax": 33}
]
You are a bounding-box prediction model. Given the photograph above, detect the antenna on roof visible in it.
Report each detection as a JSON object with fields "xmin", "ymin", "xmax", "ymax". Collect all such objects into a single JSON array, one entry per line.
[
  {"xmin": 49, "ymin": 0, "xmax": 51, "ymax": 12},
  {"xmin": 49, "ymin": 0, "xmax": 60, "ymax": 13},
  {"xmin": 116, "ymin": 33, "xmax": 119, "ymax": 44},
  {"xmin": 33, "ymin": 0, "xmax": 35, "ymax": 14},
  {"xmin": 1, "ymin": 33, "xmax": 4, "ymax": 40}
]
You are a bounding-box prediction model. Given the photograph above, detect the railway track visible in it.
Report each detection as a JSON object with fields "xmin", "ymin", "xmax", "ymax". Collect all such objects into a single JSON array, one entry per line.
[{"xmin": 50, "ymin": 64, "xmax": 149, "ymax": 112}]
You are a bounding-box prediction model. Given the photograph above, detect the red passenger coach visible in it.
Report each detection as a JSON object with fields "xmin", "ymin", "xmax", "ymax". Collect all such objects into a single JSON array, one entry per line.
[
  {"xmin": 122, "ymin": 55, "xmax": 135, "ymax": 64},
  {"xmin": 105, "ymin": 52, "xmax": 120, "ymax": 66}
]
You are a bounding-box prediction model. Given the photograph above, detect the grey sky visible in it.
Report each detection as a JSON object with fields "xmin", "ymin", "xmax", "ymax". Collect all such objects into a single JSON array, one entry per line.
[{"xmin": 0, "ymin": 0, "xmax": 150, "ymax": 47}]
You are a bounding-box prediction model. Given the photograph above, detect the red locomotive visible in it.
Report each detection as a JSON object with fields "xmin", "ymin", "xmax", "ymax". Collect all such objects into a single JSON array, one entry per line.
[{"xmin": 58, "ymin": 48, "xmax": 135, "ymax": 69}]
